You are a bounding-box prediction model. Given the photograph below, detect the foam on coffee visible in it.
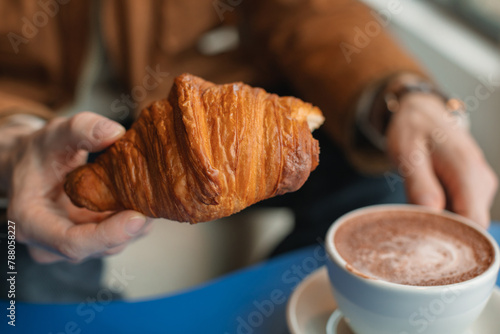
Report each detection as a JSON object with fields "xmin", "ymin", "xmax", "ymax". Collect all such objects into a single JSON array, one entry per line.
[{"xmin": 334, "ymin": 211, "xmax": 495, "ymax": 286}]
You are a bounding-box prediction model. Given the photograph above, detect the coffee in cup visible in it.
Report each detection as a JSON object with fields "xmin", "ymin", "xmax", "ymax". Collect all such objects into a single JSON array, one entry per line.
[
  {"xmin": 334, "ymin": 209, "xmax": 494, "ymax": 286},
  {"xmin": 325, "ymin": 204, "xmax": 500, "ymax": 334}
]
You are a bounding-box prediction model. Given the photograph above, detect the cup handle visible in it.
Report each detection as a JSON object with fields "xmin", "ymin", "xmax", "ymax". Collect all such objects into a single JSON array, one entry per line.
[{"xmin": 326, "ymin": 309, "xmax": 344, "ymax": 334}]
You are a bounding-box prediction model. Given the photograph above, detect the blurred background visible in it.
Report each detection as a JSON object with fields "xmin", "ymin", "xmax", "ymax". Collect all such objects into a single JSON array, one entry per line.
[{"xmin": 101, "ymin": 0, "xmax": 500, "ymax": 299}]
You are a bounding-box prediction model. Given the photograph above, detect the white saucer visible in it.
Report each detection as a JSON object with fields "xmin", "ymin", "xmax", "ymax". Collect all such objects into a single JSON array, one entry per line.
[{"xmin": 286, "ymin": 267, "xmax": 500, "ymax": 334}]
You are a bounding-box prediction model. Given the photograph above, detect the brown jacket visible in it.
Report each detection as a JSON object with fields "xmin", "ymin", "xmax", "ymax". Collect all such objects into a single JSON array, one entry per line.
[{"xmin": 0, "ymin": 0, "xmax": 424, "ymax": 170}]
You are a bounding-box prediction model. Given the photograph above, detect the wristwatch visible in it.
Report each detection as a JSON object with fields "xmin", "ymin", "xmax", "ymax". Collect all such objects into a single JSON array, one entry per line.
[{"xmin": 356, "ymin": 78, "xmax": 468, "ymax": 151}]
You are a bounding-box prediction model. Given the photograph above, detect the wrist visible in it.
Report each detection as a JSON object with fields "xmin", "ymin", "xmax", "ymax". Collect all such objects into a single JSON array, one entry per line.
[
  {"xmin": 373, "ymin": 74, "xmax": 440, "ymax": 133},
  {"xmin": 356, "ymin": 73, "xmax": 467, "ymax": 151}
]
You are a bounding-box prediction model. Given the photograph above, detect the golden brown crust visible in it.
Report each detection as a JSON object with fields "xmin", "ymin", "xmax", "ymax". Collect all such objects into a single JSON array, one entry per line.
[{"xmin": 64, "ymin": 74, "xmax": 324, "ymax": 223}]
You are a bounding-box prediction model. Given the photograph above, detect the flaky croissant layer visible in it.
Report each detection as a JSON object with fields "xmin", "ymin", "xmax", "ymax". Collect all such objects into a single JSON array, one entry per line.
[{"xmin": 65, "ymin": 74, "xmax": 324, "ymax": 223}]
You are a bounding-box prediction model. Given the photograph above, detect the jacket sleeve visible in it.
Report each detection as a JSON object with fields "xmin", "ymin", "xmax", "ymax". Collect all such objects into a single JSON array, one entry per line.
[
  {"xmin": 0, "ymin": 0, "xmax": 90, "ymax": 123},
  {"xmin": 244, "ymin": 0, "xmax": 428, "ymax": 173},
  {"xmin": 0, "ymin": 87, "xmax": 56, "ymax": 122}
]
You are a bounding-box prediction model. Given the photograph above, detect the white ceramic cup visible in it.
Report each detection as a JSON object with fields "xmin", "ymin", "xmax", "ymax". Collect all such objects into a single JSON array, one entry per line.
[{"xmin": 325, "ymin": 204, "xmax": 500, "ymax": 334}]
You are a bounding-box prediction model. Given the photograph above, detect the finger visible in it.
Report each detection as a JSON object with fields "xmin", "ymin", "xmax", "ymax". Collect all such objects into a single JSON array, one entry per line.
[
  {"xmin": 433, "ymin": 141, "xmax": 497, "ymax": 228},
  {"xmin": 395, "ymin": 138, "xmax": 446, "ymax": 210},
  {"xmin": 100, "ymin": 221, "xmax": 155, "ymax": 257},
  {"xmin": 61, "ymin": 211, "xmax": 152, "ymax": 261},
  {"xmin": 19, "ymin": 203, "xmax": 150, "ymax": 262},
  {"xmin": 442, "ymin": 167, "xmax": 493, "ymax": 229},
  {"xmin": 28, "ymin": 217, "xmax": 153, "ymax": 263},
  {"xmin": 46, "ymin": 111, "xmax": 125, "ymax": 154}
]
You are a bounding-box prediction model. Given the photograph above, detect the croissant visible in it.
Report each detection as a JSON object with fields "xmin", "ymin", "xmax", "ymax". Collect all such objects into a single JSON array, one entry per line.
[{"xmin": 64, "ymin": 73, "xmax": 324, "ymax": 223}]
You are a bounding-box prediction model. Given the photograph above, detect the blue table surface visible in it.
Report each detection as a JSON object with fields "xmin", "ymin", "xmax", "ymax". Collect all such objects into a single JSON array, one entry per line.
[{"xmin": 2, "ymin": 223, "xmax": 500, "ymax": 334}]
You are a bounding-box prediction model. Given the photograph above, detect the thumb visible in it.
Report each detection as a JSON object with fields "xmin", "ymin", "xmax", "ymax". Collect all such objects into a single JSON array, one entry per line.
[{"xmin": 51, "ymin": 111, "xmax": 125, "ymax": 153}]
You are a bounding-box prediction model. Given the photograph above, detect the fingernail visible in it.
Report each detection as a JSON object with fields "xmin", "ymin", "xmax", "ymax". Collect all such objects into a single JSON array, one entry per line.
[
  {"xmin": 125, "ymin": 216, "xmax": 147, "ymax": 236},
  {"xmin": 93, "ymin": 119, "xmax": 125, "ymax": 140}
]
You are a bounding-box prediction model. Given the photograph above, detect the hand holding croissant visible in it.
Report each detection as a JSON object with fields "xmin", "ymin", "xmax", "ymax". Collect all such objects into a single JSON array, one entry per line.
[{"xmin": 65, "ymin": 74, "xmax": 324, "ymax": 223}]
